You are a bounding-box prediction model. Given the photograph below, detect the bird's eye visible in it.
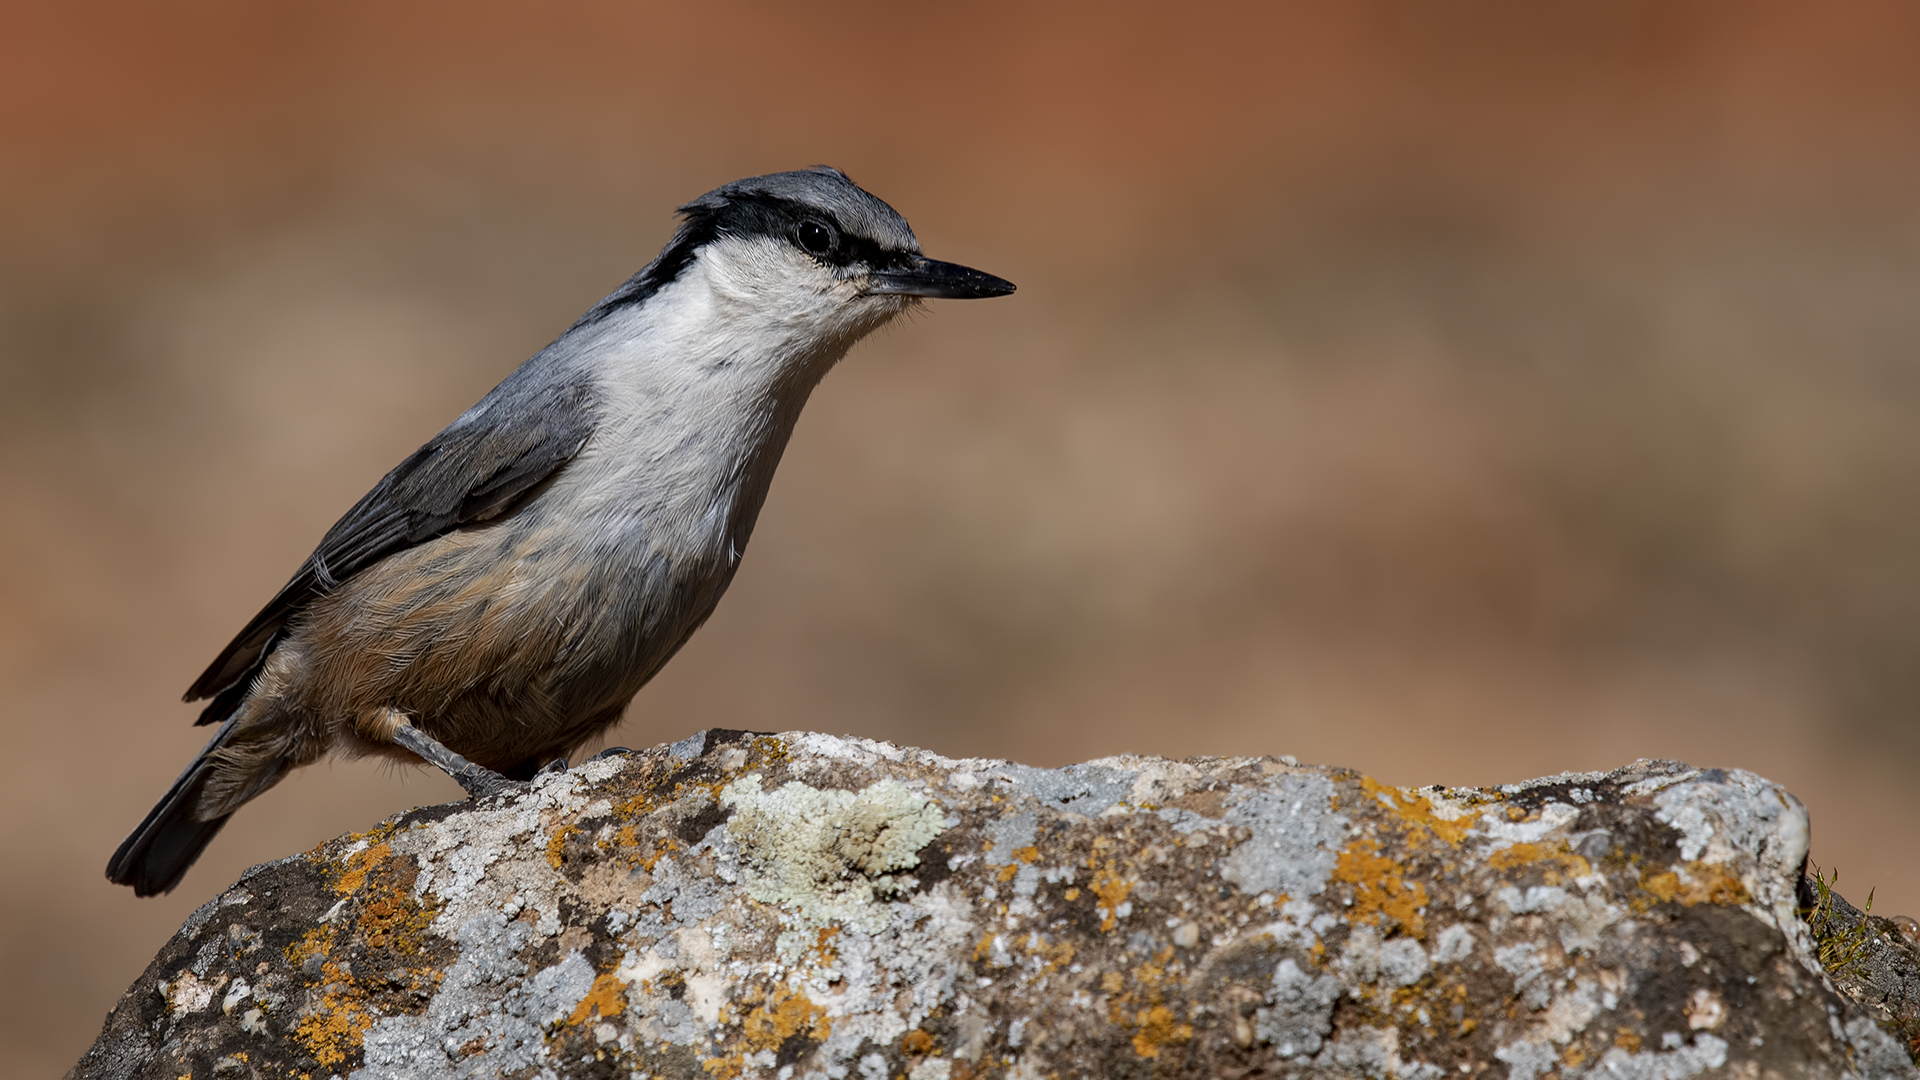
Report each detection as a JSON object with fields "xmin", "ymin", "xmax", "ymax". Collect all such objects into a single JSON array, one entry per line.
[{"xmin": 797, "ymin": 220, "xmax": 837, "ymax": 257}]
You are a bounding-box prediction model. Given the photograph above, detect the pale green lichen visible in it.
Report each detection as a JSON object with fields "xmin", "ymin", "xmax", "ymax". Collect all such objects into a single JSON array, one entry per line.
[{"xmin": 721, "ymin": 774, "xmax": 947, "ymax": 932}]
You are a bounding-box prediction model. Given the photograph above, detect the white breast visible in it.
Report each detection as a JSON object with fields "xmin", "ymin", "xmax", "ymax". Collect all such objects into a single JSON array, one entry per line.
[{"xmin": 538, "ymin": 235, "xmax": 905, "ymax": 571}]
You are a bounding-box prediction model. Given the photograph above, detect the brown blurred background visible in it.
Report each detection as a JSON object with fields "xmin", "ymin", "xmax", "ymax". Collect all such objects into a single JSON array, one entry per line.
[{"xmin": 7, "ymin": 1, "xmax": 1920, "ymax": 1071}]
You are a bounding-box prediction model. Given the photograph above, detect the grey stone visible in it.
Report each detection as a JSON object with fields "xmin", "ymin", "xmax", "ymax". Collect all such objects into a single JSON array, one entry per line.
[{"xmin": 67, "ymin": 734, "xmax": 1920, "ymax": 1079}]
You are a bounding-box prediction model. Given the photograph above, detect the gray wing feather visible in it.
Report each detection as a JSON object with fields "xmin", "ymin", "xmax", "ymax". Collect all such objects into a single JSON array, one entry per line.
[{"xmin": 186, "ymin": 367, "xmax": 596, "ymax": 707}]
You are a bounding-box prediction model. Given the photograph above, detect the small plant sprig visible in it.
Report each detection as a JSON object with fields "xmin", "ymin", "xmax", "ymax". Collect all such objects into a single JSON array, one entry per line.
[{"xmin": 1803, "ymin": 863, "xmax": 1876, "ymax": 981}]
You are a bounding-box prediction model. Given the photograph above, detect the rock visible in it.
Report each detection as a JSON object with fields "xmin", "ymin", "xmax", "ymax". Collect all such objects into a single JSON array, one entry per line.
[
  {"xmin": 1802, "ymin": 872, "xmax": 1920, "ymax": 1059},
  {"xmin": 70, "ymin": 730, "xmax": 1920, "ymax": 1079}
]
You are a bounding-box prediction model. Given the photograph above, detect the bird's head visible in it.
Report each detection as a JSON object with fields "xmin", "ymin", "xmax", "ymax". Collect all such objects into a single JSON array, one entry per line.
[{"xmin": 604, "ymin": 167, "xmax": 1013, "ymax": 365}]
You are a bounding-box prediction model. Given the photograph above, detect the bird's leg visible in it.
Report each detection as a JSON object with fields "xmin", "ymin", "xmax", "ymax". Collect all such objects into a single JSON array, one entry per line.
[{"xmin": 365, "ymin": 708, "xmax": 521, "ymax": 800}]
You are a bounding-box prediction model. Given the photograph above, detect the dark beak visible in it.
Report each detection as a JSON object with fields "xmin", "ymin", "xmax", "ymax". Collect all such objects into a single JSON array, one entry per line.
[{"xmin": 866, "ymin": 256, "xmax": 1016, "ymax": 299}]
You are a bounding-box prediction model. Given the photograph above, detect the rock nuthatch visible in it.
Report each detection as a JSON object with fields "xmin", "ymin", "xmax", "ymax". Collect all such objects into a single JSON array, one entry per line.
[{"xmin": 108, "ymin": 167, "xmax": 1014, "ymax": 896}]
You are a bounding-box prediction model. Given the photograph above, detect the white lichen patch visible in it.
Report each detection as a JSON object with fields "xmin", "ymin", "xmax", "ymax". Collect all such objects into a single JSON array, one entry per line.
[
  {"xmin": 1580, "ymin": 1033, "xmax": 1728, "ymax": 1080},
  {"xmin": 721, "ymin": 774, "xmax": 948, "ymax": 931},
  {"xmin": 1257, "ymin": 959, "xmax": 1341, "ymax": 1058},
  {"xmin": 1651, "ymin": 769, "xmax": 1810, "ymax": 932},
  {"xmin": 1217, "ymin": 773, "xmax": 1348, "ymax": 898},
  {"xmin": 409, "ymin": 765, "xmax": 605, "ymax": 928},
  {"xmin": 1335, "ymin": 925, "xmax": 1430, "ymax": 989},
  {"xmin": 1480, "ymin": 802, "xmax": 1581, "ymax": 846},
  {"xmin": 1413, "ymin": 787, "xmax": 1481, "ymax": 825}
]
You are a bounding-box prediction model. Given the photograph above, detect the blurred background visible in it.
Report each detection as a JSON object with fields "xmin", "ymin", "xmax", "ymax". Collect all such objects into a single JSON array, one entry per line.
[{"xmin": 7, "ymin": 1, "xmax": 1920, "ymax": 1070}]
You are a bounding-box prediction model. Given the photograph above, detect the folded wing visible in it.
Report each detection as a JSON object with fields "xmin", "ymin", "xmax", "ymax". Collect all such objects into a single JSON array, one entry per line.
[{"xmin": 185, "ymin": 371, "xmax": 597, "ymax": 711}]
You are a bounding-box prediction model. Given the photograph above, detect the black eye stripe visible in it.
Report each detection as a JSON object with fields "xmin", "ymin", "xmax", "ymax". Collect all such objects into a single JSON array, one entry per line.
[
  {"xmin": 831, "ymin": 234, "xmax": 903, "ymax": 270},
  {"xmin": 794, "ymin": 219, "xmax": 901, "ymax": 270},
  {"xmin": 692, "ymin": 193, "xmax": 906, "ymax": 269}
]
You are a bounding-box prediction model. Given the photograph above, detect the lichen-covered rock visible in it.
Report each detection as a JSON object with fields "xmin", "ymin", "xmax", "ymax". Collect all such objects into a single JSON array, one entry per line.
[
  {"xmin": 70, "ymin": 730, "xmax": 1920, "ymax": 1079},
  {"xmin": 1802, "ymin": 876, "xmax": 1920, "ymax": 1060}
]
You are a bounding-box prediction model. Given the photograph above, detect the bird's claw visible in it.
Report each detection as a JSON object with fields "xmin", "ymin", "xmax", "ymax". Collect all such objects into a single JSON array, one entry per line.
[{"xmin": 454, "ymin": 764, "xmax": 524, "ymax": 800}]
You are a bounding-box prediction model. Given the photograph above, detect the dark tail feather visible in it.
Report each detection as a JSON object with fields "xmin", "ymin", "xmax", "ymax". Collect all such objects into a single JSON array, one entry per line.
[{"xmin": 107, "ymin": 717, "xmax": 251, "ymax": 897}]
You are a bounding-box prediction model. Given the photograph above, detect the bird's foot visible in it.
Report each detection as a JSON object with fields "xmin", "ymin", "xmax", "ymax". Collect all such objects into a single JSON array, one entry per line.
[
  {"xmin": 451, "ymin": 760, "xmax": 524, "ymax": 800},
  {"xmin": 590, "ymin": 747, "xmax": 634, "ymax": 761},
  {"xmin": 388, "ymin": 722, "xmax": 524, "ymax": 801}
]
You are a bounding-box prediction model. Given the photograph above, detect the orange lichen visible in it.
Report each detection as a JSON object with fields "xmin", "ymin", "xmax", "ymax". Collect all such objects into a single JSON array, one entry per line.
[
  {"xmin": 565, "ymin": 973, "xmax": 628, "ymax": 1026},
  {"xmin": 333, "ymin": 841, "xmax": 392, "ymax": 895},
  {"xmin": 1131, "ymin": 1004, "xmax": 1194, "ymax": 1058},
  {"xmin": 1132, "ymin": 948, "xmax": 1176, "ymax": 991},
  {"xmin": 1099, "ymin": 948, "xmax": 1191, "ymax": 1052},
  {"xmin": 1640, "ymin": 862, "xmax": 1749, "ymax": 907},
  {"xmin": 359, "ymin": 885, "xmax": 436, "ymax": 957},
  {"xmin": 1021, "ymin": 933, "xmax": 1075, "ymax": 974},
  {"xmin": 288, "ymin": 847, "xmax": 445, "ymax": 1072},
  {"xmin": 286, "ymin": 928, "xmax": 330, "ymax": 970},
  {"xmin": 1487, "ymin": 842, "xmax": 1554, "ymax": 869},
  {"xmin": 901, "ymin": 1029, "xmax": 937, "ymax": 1055},
  {"xmin": 546, "ymin": 824, "xmax": 582, "ymax": 870},
  {"xmin": 1360, "ymin": 777, "xmax": 1478, "ymax": 847},
  {"xmin": 1437, "ymin": 982, "xmax": 1478, "ymax": 1037},
  {"xmin": 294, "ymin": 959, "xmax": 374, "ymax": 1069},
  {"xmin": 613, "ymin": 780, "xmax": 721, "ymax": 828},
  {"xmin": 601, "ymin": 822, "xmax": 670, "ymax": 869},
  {"xmin": 1090, "ymin": 861, "xmax": 1134, "ymax": 932},
  {"xmin": 612, "ymin": 789, "xmax": 667, "ymax": 821},
  {"xmin": 344, "ymin": 837, "xmax": 442, "ymax": 965},
  {"xmin": 642, "ymin": 835, "xmax": 684, "ymax": 870},
  {"xmin": 699, "ymin": 981, "xmax": 828, "ymax": 1080},
  {"xmin": 742, "ymin": 735, "xmax": 791, "ymax": 769},
  {"xmin": 1332, "ymin": 838, "xmax": 1430, "ymax": 939},
  {"xmin": 996, "ymin": 845, "xmax": 1041, "ymax": 882},
  {"xmin": 739, "ymin": 984, "xmax": 830, "ymax": 1055},
  {"xmin": 1488, "ymin": 842, "xmax": 1593, "ymax": 885}
]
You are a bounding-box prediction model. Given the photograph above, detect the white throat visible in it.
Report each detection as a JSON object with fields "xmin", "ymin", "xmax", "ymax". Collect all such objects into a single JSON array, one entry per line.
[{"xmin": 551, "ymin": 235, "xmax": 909, "ymax": 560}]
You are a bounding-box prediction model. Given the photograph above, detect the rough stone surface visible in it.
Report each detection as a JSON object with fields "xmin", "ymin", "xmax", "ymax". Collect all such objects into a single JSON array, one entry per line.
[
  {"xmin": 70, "ymin": 730, "xmax": 1920, "ymax": 1079},
  {"xmin": 1802, "ymin": 880, "xmax": 1920, "ymax": 1060}
]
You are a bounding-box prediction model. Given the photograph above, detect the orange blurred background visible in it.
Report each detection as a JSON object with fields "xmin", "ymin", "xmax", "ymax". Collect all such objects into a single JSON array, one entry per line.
[{"xmin": 8, "ymin": 2, "xmax": 1920, "ymax": 1071}]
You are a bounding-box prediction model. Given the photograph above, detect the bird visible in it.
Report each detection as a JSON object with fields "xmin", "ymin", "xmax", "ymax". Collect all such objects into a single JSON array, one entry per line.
[{"xmin": 107, "ymin": 167, "xmax": 1015, "ymax": 896}]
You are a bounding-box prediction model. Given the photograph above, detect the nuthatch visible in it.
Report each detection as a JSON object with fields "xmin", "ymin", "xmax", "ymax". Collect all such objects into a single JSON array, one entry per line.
[{"xmin": 108, "ymin": 167, "xmax": 1014, "ymax": 896}]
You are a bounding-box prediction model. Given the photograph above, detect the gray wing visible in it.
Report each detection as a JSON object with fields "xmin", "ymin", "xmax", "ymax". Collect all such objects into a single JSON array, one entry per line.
[{"xmin": 185, "ymin": 369, "xmax": 596, "ymax": 709}]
